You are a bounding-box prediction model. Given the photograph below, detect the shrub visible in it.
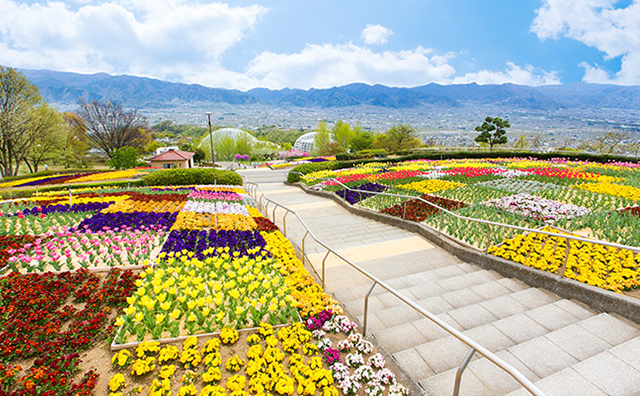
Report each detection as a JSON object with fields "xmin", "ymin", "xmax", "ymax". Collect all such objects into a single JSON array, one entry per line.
[
  {"xmin": 335, "ymin": 153, "xmax": 357, "ymax": 161},
  {"xmin": 107, "ymin": 147, "xmax": 145, "ymax": 170},
  {"xmin": 143, "ymin": 168, "xmax": 242, "ymax": 186}
]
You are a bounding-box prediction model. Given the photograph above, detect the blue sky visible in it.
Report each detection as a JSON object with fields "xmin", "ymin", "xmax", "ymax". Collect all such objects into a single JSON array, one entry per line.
[{"xmin": 0, "ymin": 0, "xmax": 638, "ymax": 89}]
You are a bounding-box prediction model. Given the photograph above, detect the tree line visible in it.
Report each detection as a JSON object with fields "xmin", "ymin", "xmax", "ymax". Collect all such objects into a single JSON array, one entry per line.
[{"xmin": 0, "ymin": 66, "xmax": 153, "ymax": 177}]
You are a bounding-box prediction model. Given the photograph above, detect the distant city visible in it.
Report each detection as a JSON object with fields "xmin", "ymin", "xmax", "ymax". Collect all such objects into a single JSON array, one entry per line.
[{"xmin": 136, "ymin": 103, "xmax": 640, "ymax": 152}]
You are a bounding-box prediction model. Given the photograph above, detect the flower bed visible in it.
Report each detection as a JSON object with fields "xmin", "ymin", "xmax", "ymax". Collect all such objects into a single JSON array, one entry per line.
[
  {"xmin": 620, "ymin": 206, "xmax": 640, "ymax": 218},
  {"xmin": 484, "ymin": 193, "xmax": 590, "ymax": 223},
  {"xmin": 477, "ymin": 178, "xmax": 559, "ymax": 194},
  {"xmin": 396, "ymin": 179, "xmax": 465, "ymax": 195},
  {"xmin": 336, "ymin": 182, "xmax": 389, "ymax": 205},
  {"xmin": 0, "ymin": 183, "xmax": 411, "ymax": 395},
  {"xmin": 0, "ymin": 268, "xmax": 138, "ymax": 395},
  {"xmin": 380, "ymin": 195, "xmax": 466, "ymax": 222},
  {"xmin": 488, "ymin": 227, "xmax": 640, "ymax": 292},
  {"xmin": 5, "ymin": 225, "xmax": 167, "ymax": 272}
]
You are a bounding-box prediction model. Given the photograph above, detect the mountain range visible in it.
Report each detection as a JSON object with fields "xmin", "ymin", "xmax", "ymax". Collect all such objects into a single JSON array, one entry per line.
[{"xmin": 20, "ymin": 68, "xmax": 640, "ymax": 111}]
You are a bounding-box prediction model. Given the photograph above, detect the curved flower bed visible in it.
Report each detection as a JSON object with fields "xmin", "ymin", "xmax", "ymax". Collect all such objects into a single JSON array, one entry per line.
[{"xmin": 302, "ymin": 157, "xmax": 640, "ymax": 292}]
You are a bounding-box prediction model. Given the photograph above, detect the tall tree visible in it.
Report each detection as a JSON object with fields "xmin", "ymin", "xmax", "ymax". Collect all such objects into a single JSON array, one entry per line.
[
  {"xmin": 23, "ymin": 104, "xmax": 67, "ymax": 173},
  {"xmin": 76, "ymin": 100, "xmax": 148, "ymax": 159},
  {"xmin": 59, "ymin": 112, "xmax": 89, "ymax": 168},
  {"xmin": 581, "ymin": 132, "xmax": 627, "ymax": 154},
  {"xmin": 313, "ymin": 120, "xmax": 331, "ymax": 155},
  {"xmin": 332, "ymin": 120, "xmax": 353, "ymax": 152},
  {"xmin": 474, "ymin": 116, "xmax": 510, "ymax": 151},
  {"xmin": 0, "ymin": 66, "xmax": 42, "ymax": 177},
  {"xmin": 350, "ymin": 126, "xmax": 374, "ymax": 152},
  {"xmin": 373, "ymin": 124, "xmax": 421, "ymax": 153}
]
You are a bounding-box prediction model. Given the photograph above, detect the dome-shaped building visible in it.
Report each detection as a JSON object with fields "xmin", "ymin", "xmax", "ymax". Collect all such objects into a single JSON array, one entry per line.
[{"xmin": 293, "ymin": 132, "xmax": 318, "ymax": 153}]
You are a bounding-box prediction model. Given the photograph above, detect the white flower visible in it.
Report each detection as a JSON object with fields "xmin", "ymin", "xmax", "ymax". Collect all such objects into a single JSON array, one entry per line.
[
  {"xmin": 317, "ymin": 337, "xmax": 333, "ymax": 351},
  {"xmin": 389, "ymin": 384, "xmax": 409, "ymax": 396},
  {"xmin": 311, "ymin": 329, "xmax": 326, "ymax": 339},
  {"xmin": 356, "ymin": 339, "xmax": 374, "ymax": 354},
  {"xmin": 345, "ymin": 352, "xmax": 365, "ymax": 367},
  {"xmin": 368, "ymin": 353, "xmax": 386, "ymax": 369},
  {"xmin": 337, "ymin": 339, "xmax": 354, "ymax": 352},
  {"xmin": 375, "ymin": 368, "xmax": 396, "ymax": 385}
]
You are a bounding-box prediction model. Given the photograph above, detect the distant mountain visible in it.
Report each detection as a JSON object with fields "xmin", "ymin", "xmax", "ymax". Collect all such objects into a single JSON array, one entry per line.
[{"xmin": 19, "ymin": 68, "xmax": 640, "ymax": 111}]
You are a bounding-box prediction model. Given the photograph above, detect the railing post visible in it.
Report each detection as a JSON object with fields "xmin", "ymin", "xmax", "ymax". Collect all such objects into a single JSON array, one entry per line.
[
  {"xmin": 272, "ymin": 206, "xmax": 277, "ymax": 224},
  {"xmin": 402, "ymin": 200, "xmax": 407, "ymax": 220},
  {"xmin": 301, "ymin": 231, "xmax": 309, "ymax": 265},
  {"xmin": 264, "ymin": 201, "xmax": 270, "ymax": 217},
  {"xmin": 485, "ymin": 224, "xmax": 492, "ymax": 253},
  {"xmin": 558, "ymin": 236, "xmax": 571, "ymax": 278},
  {"xmin": 321, "ymin": 250, "xmax": 331, "ymax": 289},
  {"xmin": 453, "ymin": 349, "xmax": 476, "ymax": 396},
  {"xmin": 363, "ymin": 282, "xmax": 377, "ymax": 337},
  {"xmin": 283, "ymin": 212, "xmax": 288, "ymax": 237}
]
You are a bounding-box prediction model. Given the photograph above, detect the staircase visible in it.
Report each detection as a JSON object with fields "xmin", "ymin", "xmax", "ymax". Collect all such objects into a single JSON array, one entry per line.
[{"xmin": 242, "ymin": 168, "xmax": 640, "ymax": 396}]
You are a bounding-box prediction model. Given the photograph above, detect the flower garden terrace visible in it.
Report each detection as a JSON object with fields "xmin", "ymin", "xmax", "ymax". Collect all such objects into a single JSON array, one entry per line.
[
  {"xmin": 297, "ymin": 157, "xmax": 640, "ymax": 294},
  {"xmin": 0, "ymin": 183, "xmax": 410, "ymax": 396}
]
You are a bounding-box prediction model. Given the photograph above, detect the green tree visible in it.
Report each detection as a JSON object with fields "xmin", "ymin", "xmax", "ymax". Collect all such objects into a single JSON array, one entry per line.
[
  {"xmin": 235, "ymin": 133, "xmax": 253, "ymax": 156},
  {"xmin": 180, "ymin": 143, "xmax": 206, "ymax": 164},
  {"xmin": 23, "ymin": 104, "xmax": 67, "ymax": 173},
  {"xmin": 58, "ymin": 112, "xmax": 89, "ymax": 168},
  {"xmin": 332, "ymin": 120, "xmax": 353, "ymax": 152},
  {"xmin": 106, "ymin": 146, "xmax": 142, "ymax": 170},
  {"xmin": 373, "ymin": 124, "xmax": 421, "ymax": 153},
  {"xmin": 350, "ymin": 126, "xmax": 374, "ymax": 152},
  {"xmin": 474, "ymin": 116, "xmax": 510, "ymax": 151},
  {"xmin": 76, "ymin": 100, "xmax": 149, "ymax": 159},
  {"xmin": 313, "ymin": 120, "xmax": 331, "ymax": 155},
  {"xmin": 513, "ymin": 134, "xmax": 529, "ymax": 150},
  {"xmin": 0, "ymin": 66, "xmax": 42, "ymax": 177}
]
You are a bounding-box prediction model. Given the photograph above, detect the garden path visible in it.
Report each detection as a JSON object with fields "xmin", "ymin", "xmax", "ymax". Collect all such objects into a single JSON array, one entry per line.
[{"xmin": 241, "ymin": 168, "xmax": 640, "ymax": 396}]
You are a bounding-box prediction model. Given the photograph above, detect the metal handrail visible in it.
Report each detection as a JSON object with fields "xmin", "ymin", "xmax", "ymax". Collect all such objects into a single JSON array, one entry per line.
[{"xmin": 244, "ymin": 180, "xmax": 545, "ymax": 396}]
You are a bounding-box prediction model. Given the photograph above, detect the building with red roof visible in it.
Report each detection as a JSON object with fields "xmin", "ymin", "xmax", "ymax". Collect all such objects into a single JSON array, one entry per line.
[{"xmin": 148, "ymin": 149, "xmax": 195, "ymax": 169}]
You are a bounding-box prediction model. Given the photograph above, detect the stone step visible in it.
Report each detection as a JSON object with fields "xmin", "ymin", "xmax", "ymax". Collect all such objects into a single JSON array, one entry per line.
[
  {"xmin": 413, "ymin": 313, "xmax": 640, "ymax": 395},
  {"xmin": 337, "ymin": 262, "xmax": 502, "ymax": 305}
]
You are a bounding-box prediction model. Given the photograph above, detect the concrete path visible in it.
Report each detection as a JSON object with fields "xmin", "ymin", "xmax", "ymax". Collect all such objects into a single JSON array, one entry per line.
[{"xmin": 241, "ymin": 168, "xmax": 640, "ymax": 396}]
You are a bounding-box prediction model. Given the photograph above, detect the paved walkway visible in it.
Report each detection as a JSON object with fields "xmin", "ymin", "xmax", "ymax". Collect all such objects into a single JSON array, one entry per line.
[{"xmin": 241, "ymin": 168, "xmax": 640, "ymax": 396}]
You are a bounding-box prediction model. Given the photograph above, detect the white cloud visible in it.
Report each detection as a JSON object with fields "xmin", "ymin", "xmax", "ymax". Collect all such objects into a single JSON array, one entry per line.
[
  {"xmin": 235, "ymin": 43, "xmax": 455, "ymax": 90},
  {"xmin": 361, "ymin": 24, "xmax": 393, "ymax": 45},
  {"xmin": 531, "ymin": 0, "xmax": 640, "ymax": 84},
  {"xmin": 0, "ymin": 1, "xmax": 562, "ymax": 90},
  {"xmin": 0, "ymin": 0, "xmax": 267, "ymax": 79},
  {"xmin": 452, "ymin": 62, "xmax": 561, "ymax": 86}
]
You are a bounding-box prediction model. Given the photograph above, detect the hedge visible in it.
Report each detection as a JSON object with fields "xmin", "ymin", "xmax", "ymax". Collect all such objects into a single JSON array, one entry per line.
[
  {"xmin": 287, "ymin": 150, "xmax": 640, "ymax": 183},
  {"xmin": 142, "ymin": 168, "xmax": 242, "ymax": 186}
]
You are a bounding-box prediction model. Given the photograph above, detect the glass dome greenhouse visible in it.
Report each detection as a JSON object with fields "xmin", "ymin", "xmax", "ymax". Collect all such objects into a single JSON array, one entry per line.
[{"xmin": 293, "ymin": 132, "xmax": 318, "ymax": 153}]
